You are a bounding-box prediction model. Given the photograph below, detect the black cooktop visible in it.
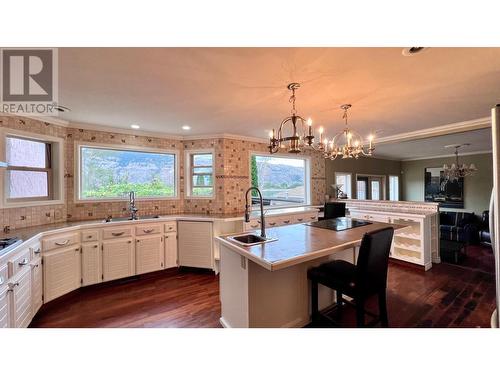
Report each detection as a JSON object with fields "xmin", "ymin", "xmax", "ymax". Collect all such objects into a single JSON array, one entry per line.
[
  {"xmin": 306, "ymin": 217, "xmax": 372, "ymax": 232},
  {"xmin": 0, "ymin": 237, "xmax": 21, "ymax": 250}
]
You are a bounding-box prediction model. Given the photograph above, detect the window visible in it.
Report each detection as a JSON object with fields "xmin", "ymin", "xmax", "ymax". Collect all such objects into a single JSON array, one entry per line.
[
  {"xmin": 389, "ymin": 175, "xmax": 399, "ymax": 201},
  {"xmin": 78, "ymin": 145, "xmax": 177, "ymax": 200},
  {"xmin": 6, "ymin": 137, "xmax": 52, "ymax": 200},
  {"xmin": 371, "ymin": 180, "xmax": 381, "ymax": 200},
  {"xmin": 334, "ymin": 172, "xmax": 352, "ymax": 198},
  {"xmin": 357, "ymin": 179, "xmax": 367, "ymax": 200},
  {"xmin": 186, "ymin": 150, "xmax": 214, "ymax": 197},
  {"xmin": 250, "ymin": 154, "xmax": 310, "ymax": 207}
]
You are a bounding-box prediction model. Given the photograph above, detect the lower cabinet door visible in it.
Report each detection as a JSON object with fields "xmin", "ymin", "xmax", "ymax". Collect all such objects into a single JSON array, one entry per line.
[
  {"xmin": 81, "ymin": 242, "xmax": 102, "ymax": 286},
  {"xmin": 136, "ymin": 235, "xmax": 164, "ymax": 275},
  {"xmin": 164, "ymin": 233, "xmax": 178, "ymax": 269},
  {"xmin": 30, "ymin": 257, "xmax": 43, "ymax": 316},
  {"xmin": 0, "ymin": 286, "xmax": 10, "ymax": 328},
  {"xmin": 102, "ymin": 238, "xmax": 135, "ymax": 282},
  {"xmin": 11, "ymin": 268, "xmax": 32, "ymax": 328},
  {"xmin": 43, "ymin": 246, "xmax": 81, "ymax": 303}
]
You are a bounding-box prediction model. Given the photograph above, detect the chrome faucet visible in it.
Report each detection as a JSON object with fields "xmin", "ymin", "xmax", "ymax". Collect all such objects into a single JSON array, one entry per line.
[
  {"xmin": 244, "ymin": 187, "xmax": 266, "ymax": 239},
  {"xmin": 129, "ymin": 191, "xmax": 139, "ymax": 220}
]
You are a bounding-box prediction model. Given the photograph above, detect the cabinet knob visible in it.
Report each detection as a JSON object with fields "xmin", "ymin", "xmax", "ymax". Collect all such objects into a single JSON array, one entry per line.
[
  {"xmin": 93, "ymin": 245, "xmax": 98, "ymax": 248},
  {"xmin": 18, "ymin": 258, "xmax": 29, "ymax": 266},
  {"xmin": 55, "ymin": 239, "xmax": 70, "ymax": 246}
]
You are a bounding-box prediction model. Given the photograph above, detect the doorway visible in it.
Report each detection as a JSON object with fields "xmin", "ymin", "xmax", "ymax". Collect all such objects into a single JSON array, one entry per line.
[{"xmin": 356, "ymin": 174, "xmax": 385, "ymax": 200}]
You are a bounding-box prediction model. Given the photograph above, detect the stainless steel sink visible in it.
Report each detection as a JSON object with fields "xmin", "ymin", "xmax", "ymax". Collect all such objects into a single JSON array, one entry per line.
[
  {"xmin": 227, "ymin": 234, "xmax": 277, "ymax": 247},
  {"xmin": 103, "ymin": 215, "xmax": 160, "ymax": 223}
]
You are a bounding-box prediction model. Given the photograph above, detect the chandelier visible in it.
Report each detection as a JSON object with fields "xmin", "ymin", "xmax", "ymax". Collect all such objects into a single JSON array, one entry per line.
[
  {"xmin": 268, "ymin": 83, "xmax": 323, "ymax": 154},
  {"xmin": 322, "ymin": 104, "xmax": 374, "ymax": 160},
  {"xmin": 442, "ymin": 144, "xmax": 477, "ymax": 184}
]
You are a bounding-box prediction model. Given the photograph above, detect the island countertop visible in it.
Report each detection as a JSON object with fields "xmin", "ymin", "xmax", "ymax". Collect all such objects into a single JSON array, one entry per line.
[{"xmin": 216, "ymin": 221, "xmax": 404, "ymax": 271}]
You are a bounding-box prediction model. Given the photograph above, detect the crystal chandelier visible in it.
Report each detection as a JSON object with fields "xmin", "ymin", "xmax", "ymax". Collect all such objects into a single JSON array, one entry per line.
[
  {"xmin": 268, "ymin": 83, "xmax": 323, "ymax": 154},
  {"xmin": 322, "ymin": 104, "xmax": 374, "ymax": 160},
  {"xmin": 442, "ymin": 144, "xmax": 478, "ymax": 183}
]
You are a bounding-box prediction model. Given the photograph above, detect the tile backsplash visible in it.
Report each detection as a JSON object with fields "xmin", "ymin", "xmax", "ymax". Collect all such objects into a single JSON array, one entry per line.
[{"xmin": 0, "ymin": 115, "xmax": 326, "ymax": 230}]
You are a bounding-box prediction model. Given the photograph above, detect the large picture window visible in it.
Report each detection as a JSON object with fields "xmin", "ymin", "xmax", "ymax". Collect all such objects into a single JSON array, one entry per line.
[
  {"xmin": 6, "ymin": 136, "xmax": 52, "ymax": 201},
  {"xmin": 250, "ymin": 154, "xmax": 310, "ymax": 207},
  {"xmin": 78, "ymin": 145, "xmax": 177, "ymax": 200}
]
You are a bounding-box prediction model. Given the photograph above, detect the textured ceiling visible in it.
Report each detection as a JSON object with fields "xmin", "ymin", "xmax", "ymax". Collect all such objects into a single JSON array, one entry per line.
[{"xmin": 58, "ymin": 47, "xmax": 500, "ymax": 140}]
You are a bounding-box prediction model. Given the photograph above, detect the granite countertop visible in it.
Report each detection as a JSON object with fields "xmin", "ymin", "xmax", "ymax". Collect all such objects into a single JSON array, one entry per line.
[{"xmin": 217, "ymin": 221, "xmax": 404, "ymax": 271}]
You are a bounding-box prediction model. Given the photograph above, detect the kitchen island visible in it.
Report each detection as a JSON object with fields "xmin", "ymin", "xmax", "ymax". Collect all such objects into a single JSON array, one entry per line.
[{"xmin": 216, "ymin": 220, "xmax": 403, "ymax": 328}]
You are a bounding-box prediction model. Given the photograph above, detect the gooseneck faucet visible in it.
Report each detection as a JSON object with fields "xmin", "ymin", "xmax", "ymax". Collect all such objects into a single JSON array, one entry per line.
[
  {"xmin": 244, "ymin": 187, "xmax": 266, "ymax": 239},
  {"xmin": 129, "ymin": 191, "xmax": 139, "ymax": 220}
]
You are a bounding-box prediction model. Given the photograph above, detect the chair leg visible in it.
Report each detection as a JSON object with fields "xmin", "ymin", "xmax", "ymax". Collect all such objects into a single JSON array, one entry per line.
[
  {"xmin": 311, "ymin": 281, "xmax": 319, "ymax": 322},
  {"xmin": 356, "ymin": 297, "xmax": 365, "ymax": 328},
  {"xmin": 378, "ymin": 290, "xmax": 389, "ymax": 328},
  {"xmin": 336, "ymin": 290, "xmax": 343, "ymax": 319}
]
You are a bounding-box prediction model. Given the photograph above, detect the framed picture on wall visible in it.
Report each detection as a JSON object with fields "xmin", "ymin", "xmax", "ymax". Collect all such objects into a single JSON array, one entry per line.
[{"xmin": 424, "ymin": 167, "xmax": 464, "ymax": 208}]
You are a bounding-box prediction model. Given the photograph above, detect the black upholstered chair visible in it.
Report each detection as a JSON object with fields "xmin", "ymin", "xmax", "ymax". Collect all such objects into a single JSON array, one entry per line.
[
  {"xmin": 308, "ymin": 227, "xmax": 394, "ymax": 327},
  {"xmin": 322, "ymin": 202, "xmax": 346, "ymax": 220}
]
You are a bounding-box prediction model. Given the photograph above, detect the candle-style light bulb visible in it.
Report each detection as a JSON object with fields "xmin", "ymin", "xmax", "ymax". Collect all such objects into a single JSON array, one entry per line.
[{"xmin": 269, "ymin": 130, "xmax": 274, "ymax": 139}]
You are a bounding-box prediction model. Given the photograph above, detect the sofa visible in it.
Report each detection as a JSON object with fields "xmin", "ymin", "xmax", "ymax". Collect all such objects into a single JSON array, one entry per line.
[
  {"xmin": 439, "ymin": 211, "xmax": 479, "ymax": 244},
  {"xmin": 479, "ymin": 210, "xmax": 491, "ymax": 245}
]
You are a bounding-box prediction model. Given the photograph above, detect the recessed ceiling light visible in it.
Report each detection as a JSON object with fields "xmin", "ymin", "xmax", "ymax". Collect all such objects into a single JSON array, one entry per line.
[
  {"xmin": 130, "ymin": 124, "xmax": 140, "ymax": 129},
  {"xmin": 182, "ymin": 125, "xmax": 191, "ymax": 130},
  {"xmin": 402, "ymin": 47, "xmax": 428, "ymax": 56},
  {"xmin": 53, "ymin": 105, "xmax": 70, "ymax": 113}
]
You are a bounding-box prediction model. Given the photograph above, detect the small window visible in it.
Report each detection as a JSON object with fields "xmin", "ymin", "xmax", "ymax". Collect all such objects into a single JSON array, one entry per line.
[
  {"xmin": 250, "ymin": 154, "xmax": 310, "ymax": 207},
  {"xmin": 357, "ymin": 180, "xmax": 367, "ymax": 200},
  {"xmin": 79, "ymin": 145, "xmax": 177, "ymax": 200},
  {"xmin": 6, "ymin": 137, "xmax": 52, "ymax": 200},
  {"xmin": 187, "ymin": 151, "xmax": 214, "ymax": 197},
  {"xmin": 389, "ymin": 175, "xmax": 399, "ymax": 201},
  {"xmin": 334, "ymin": 172, "xmax": 352, "ymax": 199}
]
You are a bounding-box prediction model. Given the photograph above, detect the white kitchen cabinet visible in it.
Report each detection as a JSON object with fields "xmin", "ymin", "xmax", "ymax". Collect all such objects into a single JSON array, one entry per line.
[
  {"xmin": 43, "ymin": 246, "xmax": 81, "ymax": 303},
  {"xmin": 178, "ymin": 221, "xmax": 213, "ymax": 269},
  {"xmin": 102, "ymin": 238, "xmax": 135, "ymax": 282},
  {"xmin": 30, "ymin": 257, "xmax": 43, "ymax": 316},
  {"xmin": 164, "ymin": 232, "xmax": 178, "ymax": 269},
  {"xmin": 0, "ymin": 285, "xmax": 10, "ymax": 328},
  {"xmin": 10, "ymin": 267, "xmax": 32, "ymax": 328},
  {"xmin": 136, "ymin": 235, "xmax": 164, "ymax": 274},
  {"xmin": 81, "ymin": 242, "xmax": 101, "ymax": 286}
]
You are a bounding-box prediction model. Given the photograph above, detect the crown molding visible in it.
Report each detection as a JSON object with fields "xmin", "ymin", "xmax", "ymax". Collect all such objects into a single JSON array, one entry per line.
[
  {"xmin": 3, "ymin": 114, "xmax": 70, "ymax": 127},
  {"xmin": 375, "ymin": 117, "xmax": 491, "ymax": 145},
  {"xmin": 401, "ymin": 149, "xmax": 492, "ymax": 162},
  {"xmin": 67, "ymin": 121, "xmax": 185, "ymax": 140},
  {"xmin": 181, "ymin": 133, "xmax": 268, "ymax": 144}
]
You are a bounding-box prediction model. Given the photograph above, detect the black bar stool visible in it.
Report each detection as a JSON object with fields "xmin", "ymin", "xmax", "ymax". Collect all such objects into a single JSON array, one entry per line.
[{"xmin": 307, "ymin": 227, "xmax": 394, "ymax": 327}]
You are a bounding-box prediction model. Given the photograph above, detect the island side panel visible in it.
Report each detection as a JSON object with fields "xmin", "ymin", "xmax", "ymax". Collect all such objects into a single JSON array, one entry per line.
[{"xmin": 219, "ymin": 245, "xmax": 250, "ymax": 328}]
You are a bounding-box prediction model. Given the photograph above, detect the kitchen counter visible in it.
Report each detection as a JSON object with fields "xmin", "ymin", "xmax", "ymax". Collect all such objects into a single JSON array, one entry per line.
[{"xmin": 1, "ymin": 206, "xmax": 319, "ymax": 256}]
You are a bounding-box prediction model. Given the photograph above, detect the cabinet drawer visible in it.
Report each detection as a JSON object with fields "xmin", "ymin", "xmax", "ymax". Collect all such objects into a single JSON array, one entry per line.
[
  {"xmin": 135, "ymin": 223, "xmax": 162, "ymax": 236},
  {"xmin": 244, "ymin": 219, "xmax": 261, "ymax": 230},
  {"xmin": 42, "ymin": 232, "xmax": 79, "ymax": 251},
  {"xmin": 8, "ymin": 247, "xmax": 31, "ymax": 278},
  {"xmin": 81, "ymin": 230, "xmax": 99, "ymax": 242},
  {"xmin": 164, "ymin": 221, "xmax": 177, "ymax": 233},
  {"xmin": 102, "ymin": 226, "xmax": 133, "ymax": 240}
]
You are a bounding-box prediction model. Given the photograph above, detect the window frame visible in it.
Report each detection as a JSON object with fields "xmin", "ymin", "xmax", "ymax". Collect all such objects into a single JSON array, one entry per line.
[
  {"xmin": 75, "ymin": 142, "xmax": 180, "ymax": 203},
  {"xmin": 184, "ymin": 149, "xmax": 215, "ymax": 199},
  {"xmin": 355, "ymin": 173, "xmax": 387, "ymax": 200},
  {"xmin": 0, "ymin": 128, "xmax": 64, "ymax": 208},
  {"xmin": 334, "ymin": 172, "xmax": 352, "ymax": 199},
  {"xmin": 389, "ymin": 175, "xmax": 400, "ymax": 201},
  {"xmin": 249, "ymin": 151, "xmax": 311, "ymax": 208}
]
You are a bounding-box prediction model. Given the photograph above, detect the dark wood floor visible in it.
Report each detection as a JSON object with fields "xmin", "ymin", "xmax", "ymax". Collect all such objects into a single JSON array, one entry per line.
[{"xmin": 30, "ymin": 261, "xmax": 496, "ymax": 328}]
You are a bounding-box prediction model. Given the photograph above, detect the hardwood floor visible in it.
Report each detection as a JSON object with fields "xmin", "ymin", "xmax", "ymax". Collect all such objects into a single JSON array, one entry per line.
[{"xmin": 30, "ymin": 262, "xmax": 496, "ymax": 328}]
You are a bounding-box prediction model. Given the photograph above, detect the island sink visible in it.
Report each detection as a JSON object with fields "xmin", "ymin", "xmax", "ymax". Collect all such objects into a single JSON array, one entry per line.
[{"xmin": 227, "ymin": 234, "xmax": 277, "ymax": 246}]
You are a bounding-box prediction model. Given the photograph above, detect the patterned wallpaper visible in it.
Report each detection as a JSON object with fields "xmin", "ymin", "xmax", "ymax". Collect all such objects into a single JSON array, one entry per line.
[{"xmin": 0, "ymin": 116, "xmax": 326, "ymax": 230}]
